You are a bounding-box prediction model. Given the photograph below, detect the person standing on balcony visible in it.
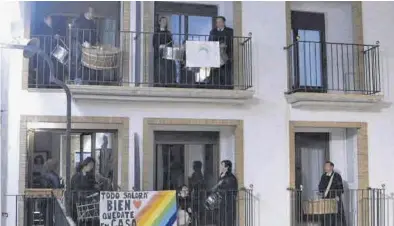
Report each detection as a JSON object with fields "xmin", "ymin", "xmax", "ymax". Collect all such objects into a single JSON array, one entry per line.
[
  {"xmin": 217, "ymin": 160, "xmax": 238, "ymax": 226},
  {"xmin": 318, "ymin": 161, "xmax": 347, "ymax": 226},
  {"xmin": 32, "ymin": 14, "xmax": 55, "ymax": 88},
  {"xmin": 189, "ymin": 161, "xmax": 205, "ymax": 223},
  {"xmin": 152, "ymin": 16, "xmax": 176, "ymax": 87},
  {"xmin": 208, "ymin": 16, "xmax": 234, "ymax": 89},
  {"xmin": 35, "ymin": 14, "xmax": 54, "ymax": 36},
  {"xmin": 70, "ymin": 7, "xmax": 98, "ymax": 85},
  {"xmin": 74, "ymin": 7, "xmax": 98, "ymax": 45},
  {"xmin": 68, "ymin": 157, "xmax": 99, "ymax": 224},
  {"xmin": 41, "ymin": 159, "xmax": 62, "ymax": 189}
]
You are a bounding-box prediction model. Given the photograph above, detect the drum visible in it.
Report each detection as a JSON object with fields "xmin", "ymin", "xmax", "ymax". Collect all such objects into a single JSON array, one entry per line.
[
  {"xmin": 205, "ymin": 191, "xmax": 222, "ymax": 210},
  {"xmin": 303, "ymin": 199, "xmax": 338, "ymax": 215},
  {"xmin": 52, "ymin": 45, "xmax": 69, "ymax": 65},
  {"xmin": 81, "ymin": 45, "xmax": 120, "ymax": 70},
  {"xmin": 162, "ymin": 46, "xmax": 184, "ymax": 61}
]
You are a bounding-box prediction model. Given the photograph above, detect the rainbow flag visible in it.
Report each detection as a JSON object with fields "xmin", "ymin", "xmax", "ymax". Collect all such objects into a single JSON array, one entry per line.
[{"xmin": 135, "ymin": 191, "xmax": 177, "ymax": 226}]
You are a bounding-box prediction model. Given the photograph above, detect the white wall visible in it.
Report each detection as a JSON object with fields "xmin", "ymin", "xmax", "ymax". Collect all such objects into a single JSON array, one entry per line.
[{"xmin": 4, "ymin": 2, "xmax": 394, "ymax": 226}]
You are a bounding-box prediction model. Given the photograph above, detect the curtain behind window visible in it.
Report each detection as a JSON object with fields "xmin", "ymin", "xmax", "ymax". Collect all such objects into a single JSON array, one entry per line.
[{"xmin": 295, "ymin": 133, "xmax": 329, "ymax": 200}]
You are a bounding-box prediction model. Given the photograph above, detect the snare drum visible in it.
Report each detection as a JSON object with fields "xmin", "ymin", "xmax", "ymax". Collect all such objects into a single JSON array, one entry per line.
[
  {"xmin": 51, "ymin": 38, "xmax": 69, "ymax": 65},
  {"xmin": 162, "ymin": 46, "xmax": 184, "ymax": 61},
  {"xmin": 205, "ymin": 191, "xmax": 222, "ymax": 210}
]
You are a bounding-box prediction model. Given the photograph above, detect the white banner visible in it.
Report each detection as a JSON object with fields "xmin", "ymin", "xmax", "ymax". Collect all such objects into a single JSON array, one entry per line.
[{"xmin": 186, "ymin": 40, "xmax": 220, "ymax": 68}]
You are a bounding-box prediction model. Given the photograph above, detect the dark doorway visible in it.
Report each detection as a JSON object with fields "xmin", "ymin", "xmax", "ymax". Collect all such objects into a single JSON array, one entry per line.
[
  {"xmin": 291, "ymin": 11, "xmax": 327, "ymax": 92},
  {"xmin": 294, "ymin": 132, "xmax": 330, "ymax": 223}
]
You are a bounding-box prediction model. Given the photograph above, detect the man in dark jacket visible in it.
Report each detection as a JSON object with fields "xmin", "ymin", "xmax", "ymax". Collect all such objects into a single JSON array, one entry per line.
[
  {"xmin": 33, "ymin": 14, "xmax": 55, "ymax": 88},
  {"xmin": 207, "ymin": 16, "xmax": 234, "ymax": 89},
  {"xmin": 318, "ymin": 161, "xmax": 347, "ymax": 226},
  {"xmin": 69, "ymin": 7, "xmax": 99, "ymax": 84},
  {"xmin": 217, "ymin": 160, "xmax": 238, "ymax": 226},
  {"xmin": 73, "ymin": 7, "xmax": 98, "ymax": 45}
]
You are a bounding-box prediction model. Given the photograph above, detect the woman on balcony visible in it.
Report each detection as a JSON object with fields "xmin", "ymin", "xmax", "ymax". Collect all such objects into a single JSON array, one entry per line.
[
  {"xmin": 152, "ymin": 17, "xmax": 176, "ymax": 87},
  {"xmin": 68, "ymin": 157, "xmax": 100, "ymax": 225}
]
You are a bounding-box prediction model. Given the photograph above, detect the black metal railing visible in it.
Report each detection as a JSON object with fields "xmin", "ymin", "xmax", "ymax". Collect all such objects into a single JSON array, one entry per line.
[
  {"xmin": 28, "ymin": 30, "xmax": 253, "ymax": 90},
  {"xmin": 11, "ymin": 188, "xmax": 254, "ymax": 226},
  {"xmin": 29, "ymin": 35, "xmax": 68, "ymax": 88},
  {"xmin": 289, "ymin": 187, "xmax": 386, "ymax": 226},
  {"xmin": 7, "ymin": 190, "xmax": 69, "ymax": 226},
  {"xmin": 285, "ymin": 41, "xmax": 380, "ymax": 94}
]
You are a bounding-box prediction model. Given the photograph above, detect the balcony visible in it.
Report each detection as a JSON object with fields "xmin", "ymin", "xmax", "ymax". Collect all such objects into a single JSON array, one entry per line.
[
  {"xmin": 289, "ymin": 187, "xmax": 386, "ymax": 226},
  {"xmin": 13, "ymin": 188, "xmax": 255, "ymax": 226},
  {"xmin": 28, "ymin": 29, "xmax": 254, "ymax": 104},
  {"xmin": 284, "ymin": 41, "xmax": 389, "ymax": 111}
]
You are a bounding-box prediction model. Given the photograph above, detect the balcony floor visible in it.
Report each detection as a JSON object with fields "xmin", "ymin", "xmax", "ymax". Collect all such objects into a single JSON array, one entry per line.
[{"xmin": 66, "ymin": 85, "xmax": 255, "ymax": 105}]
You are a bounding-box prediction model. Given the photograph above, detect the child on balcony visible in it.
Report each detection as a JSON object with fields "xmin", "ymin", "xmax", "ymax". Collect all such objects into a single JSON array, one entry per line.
[{"xmin": 177, "ymin": 185, "xmax": 193, "ymax": 226}]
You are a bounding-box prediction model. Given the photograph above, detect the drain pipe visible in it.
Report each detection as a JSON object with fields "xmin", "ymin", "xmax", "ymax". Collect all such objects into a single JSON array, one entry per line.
[
  {"xmin": 36, "ymin": 49, "xmax": 72, "ymax": 199},
  {"xmin": 35, "ymin": 49, "xmax": 72, "ymax": 215},
  {"xmin": 1, "ymin": 40, "xmax": 72, "ymax": 216}
]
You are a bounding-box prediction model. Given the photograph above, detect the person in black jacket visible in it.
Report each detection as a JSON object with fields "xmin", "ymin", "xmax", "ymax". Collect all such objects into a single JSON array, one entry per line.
[
  {"xmin": 152, "ymin": 17, "xmax": 176, "ymax": 87},
  {"xmin": 69, "ymin": 157, "xmax": 99, "ymax": 225},
  {"xmin": 70, "ymin": 7, "xmax": 99, "ymax": 85},
  {"xmin": 189, "ymin": 161, "xmax": 205, "ymax": 223},
  {"xmin": 32, "ymin": 14, "xmax": 56, "ymax": 88},
  {"xmin": 207, "ymin": 16, "xmax": 234, "ymax": 89},
  {"xmin": 41, "ymin": 159, "xmax": 62, "ymax": 189},
  {"xmin": 217, "ymin": 160, "xmax": 238, "ymax": 226},
  {"xmin": 73, "ymin": 7, "xmax": 98, "ymax": 45},
  {"xmin": 318, "ymin": 161, "xmax": 347, "ymax": 226}
]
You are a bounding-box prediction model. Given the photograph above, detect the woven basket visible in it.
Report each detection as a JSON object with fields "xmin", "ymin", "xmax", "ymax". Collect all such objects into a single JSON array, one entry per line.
[
  {"xmin": 303, "ymin": 199, "xmax": 338, "ymax": 215},
  {"xmin": 81, "ymin": 46, "xmax": 120, "ymax": 70}
]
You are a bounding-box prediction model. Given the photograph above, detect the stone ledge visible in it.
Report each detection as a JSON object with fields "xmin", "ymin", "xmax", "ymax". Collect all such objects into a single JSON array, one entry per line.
[
  {"xmin": 285, "ymin": 92, "xmax": 391, "ymax": 111},
  {"xmin": 69, "ymin": 85, "xmax": 255, "ymax": 104}
]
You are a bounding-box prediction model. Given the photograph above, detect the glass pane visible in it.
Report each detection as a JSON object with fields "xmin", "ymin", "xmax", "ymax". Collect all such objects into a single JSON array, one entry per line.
[
  {"xmin": 297, "ymin": 30, "xmax": 322, "ymax": 87},
  {"xmin": 187, "ymin": 16, "xmax": 212, "ymax": 41},
  {"xmin": 170, "ymin": 14, "xmax": 185, "ymax": 45},
  {"xmin": 156, "ymin": 144, "xmax": 185, "ymax": 190}
]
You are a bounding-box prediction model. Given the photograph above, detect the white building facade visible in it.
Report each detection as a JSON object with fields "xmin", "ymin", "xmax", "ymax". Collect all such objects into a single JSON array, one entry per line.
[{"xmin": 1, "ymin": 1, "xmax": 394, "ymax": 226}]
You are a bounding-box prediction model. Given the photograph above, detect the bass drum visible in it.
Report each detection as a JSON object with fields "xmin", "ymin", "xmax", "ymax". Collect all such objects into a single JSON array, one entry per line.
[{"xmin": 204, "ymin": 191, "xmax": 222, "ymax": 210}]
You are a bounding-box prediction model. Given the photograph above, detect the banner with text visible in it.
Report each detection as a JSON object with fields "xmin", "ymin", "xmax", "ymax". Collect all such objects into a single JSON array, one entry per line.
[{"xmin": 100, "ymin": 191, "xmax": 177, "ymax": 226}]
